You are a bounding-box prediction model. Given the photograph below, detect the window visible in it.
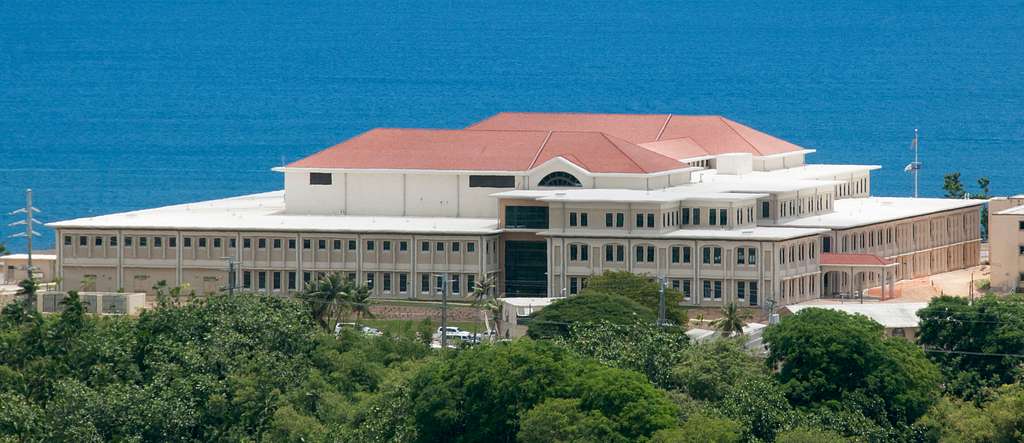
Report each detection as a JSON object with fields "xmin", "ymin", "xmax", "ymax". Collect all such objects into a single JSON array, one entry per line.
[
  {"xmin": 692, "ymin": 208, "xmax": 701, "ymax": 225},
  {"xmin": 737, "ymin": 247, "xmax": 746, "ymax": 264},
  {"xmin": 383, "ymin": 273, "xmax": 392, "ymax": 292},
  {"xmin": 333, "ymin": 239, "xmax": 341, "ymax": 250},
  {"xmin": 272, "ymin": 239, "xmax": 281, "ymax": 249},
  {"xmin": 436, "ymin": 242, "xmax": 444, "ymax": 252},
  {"xmin": 823, "ymin": 237, "xmax": 832, "ymax": 253},
  {"xmin": 64, "ymin": 235, "xmax": 72, "ymax": 246},
  {"xmin": 681, "ymin": 207, "xmax": 690, "ymax": 224},
  {"xmin": 636, "ymin": 213, "xmax": 644, "ymax": 228},
  {"xmin": 605, "ymin": 245, "xmax": 615, "ymax": 262},
  {"xmin": 538, "ymin": 171, "xmax": 582, "ymax": 187},
  {"xmin": 309, "ymin": 172, "xmax": 332, "ymax": 185},
  {"xmin": 1019, "ymin": 221, "xmax": 1024, "ymax": 230},
  {"xmin": 616, "ymin": 213, "xmax": 624, "ymax": 227},
  {"xmin": 258, "ymin": 272, "xmax": 266, "ymax": 289},
  {"xmin": 682, "ymin": 279, "xmax": 692, "ymax": 300},
  {"xmin": 110, "ymin": 236, "xmax": 118, "ymax": 246},
  {"xmin": 125, "ymin": 236, "xmax": 133, "ymax": 247},
  {"xmin": 748, "ymin": 248, "xmax": 756, "ymax": 265},
  {"xmin": 399, "ymin": 273, "xmax": 409, "ymax": 293},
  {"xmin": 465, "ymin": 242, "xmax": 473, "ymax": 252},
  {"xmin": 214, "ymin": 238, "xmax": 222, "ymax": 248},
  {"xmin": 719, "ymin": 209, "xmax": 727, "ymax": 226},
  {"xmin": 154, "ymin": 237, "xmax": 163, "ymax": 248},
  {"xmin": 709, "ymin": 209, "xmax": 717, "ymax": 225},
  {"xmin": 243, "ymin": 238, "xmax": 251, "ymax": 249},
  {"xmin": 703, "ymin": 280, "xmax": 712, "ymax": 299},
  {"xmin": 683, "ymin": 246, "xmax": 691, "ymax": 263},
  {"xmin": 288, "ymin": 272, "xmax": 297, "ymax": 290},
  {"xmin": 421, "ymin": 241, "xmax": 430, "ymax": 252},
  {"xmin": 451, "ymin": 275, "xmax": 460, "ymax": 294},
  {"xmin": 243, "ymin": 271, "xmax": 251, "ymax": 288},
  {"xmin": 199, "ymin": 238, "xmax": 207, "ymax": 248},
  {"xmin": 647, "ymin": 213, "xmax": 655, "ymax": 228},
  {"xmin": 505, "ymin": 206, "xmax": 549, "ymax": 229},
  {"xmin": 79, "ymin": 236, "xmax": 87, "ymax": 246},
  {"xmin": 273, "ymin": 272, "xmax": 281, "ymax": 290},
  {"xmin": 671, "ymin": 246, "xmax": 681, "ymax": 263},
  {"xmin": 168, "ymin": 237, "xmax": 175, "ymax": 248},
  {"xmin": 183, "ymin": 237, "xmax": 193, "ymax": 248},
  {"xmin": 229, "ymin": 238, "xmax": 236, "ymax": 248},
  {"xmin": 703, "ymin": 247, "xmax": 711, "ymax": 264},
  {"xmin": 367, "ymin": 240, "xmax": 375, "ymax": 251},
  {"xmin": 1019, "ymin": 245, "xmax": 1024, "ymax": 256},
  {"xmin": 713, "ymin": 247, "xmax": 721, "ymax": 264},
  {"xmin": 737, "ymin": 281, "xmax": 746, "ymax": 300},
  {"xmin": 570, "ymin": 212, "xmax": 578, "ymax": 227},
  {"xmin": 469, "ymin": 175, "xmax": 515, "ymax": 188},
  {"xmin": 422, "ymin": 274, "xmax": 430, "ymax": 294},
  {"xmin": 303, "ymin": 272, "xmax": 311, "ymax": 284},
  {"xmin": 94, "ymin": 237, "xmax": 103, "ymax": 246},
  {"xmin": 257, "ymin": 238, "xmax": 266, "ymax": 249},
  {"xmin": 139, "ymin": 237, "xmax": 148, "ymax": 247},
  {"xmin": 349, "ymin": 240, "xmax": 357, "ymax": 250},
  {"xmin": 580, "ymin": 212, "xmax": 588, "ymax": 227},
  {"xmin": 451, "ymin": 242, "xmax": 459, "ymax": 252},
  {"xmin": 318, "ymin": 239, "xmax": 326, "ymax": 249},
  {"xmin": 383, "ymin": 241, "xmax": 392, "ymax": 251},
  {"xmin": 303, "ymin": 239, "xmax": 311, "ymax": 249},
  {"xmin": 605, "ymin": 213, "xmax": 614, "ymax": 227},
  {"xmin": 714, "ymin": 280, "xmax": 722, "ymax": 300},
  {"xmin": 762, "ymin": 201, "xmax": 770, "ymax": 218}
]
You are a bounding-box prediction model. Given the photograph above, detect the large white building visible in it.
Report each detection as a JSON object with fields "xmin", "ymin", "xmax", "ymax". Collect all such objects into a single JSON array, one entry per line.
[{"xmin": 49, "ymin": 113, "xmax": 982, "ymax": 309}]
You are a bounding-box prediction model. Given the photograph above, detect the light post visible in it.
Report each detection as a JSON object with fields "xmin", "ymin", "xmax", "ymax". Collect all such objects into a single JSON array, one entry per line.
[
  {"xmin": 222, "ymin": 256, "xmax": 238, "ymax": 296},
  {"xmin": 657, "ymin": 276, "xmax": 667, "ymax": 326}
]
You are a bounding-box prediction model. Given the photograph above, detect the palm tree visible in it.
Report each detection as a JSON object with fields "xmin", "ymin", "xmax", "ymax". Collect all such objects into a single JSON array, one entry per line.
[
  {"xmin": 348, "ymin": 284, "xmax": 374, "ymax": 321},
  {"xmin": 471, "ymin": 275, "xmax": 497, "ymax": 339},
  {"xmin": 300, "ymin": 273, "xmax": 349, "ymax": 329},
  {"xmin": 710, "ymin": 303, "xmax": 751, "ymax": 337}
]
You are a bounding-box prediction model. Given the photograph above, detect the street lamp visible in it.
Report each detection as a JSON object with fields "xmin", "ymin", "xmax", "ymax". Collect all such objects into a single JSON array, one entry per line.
[{"xmin": 221, "ymin": 257, "xmax": 238, "ymax": 296}]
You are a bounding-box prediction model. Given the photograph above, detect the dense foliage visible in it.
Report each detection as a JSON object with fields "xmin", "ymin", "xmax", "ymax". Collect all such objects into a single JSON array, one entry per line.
[
  {"xmin": 526, "ymin": 292, "xmax": 654, "ymax": 338},
  {"xmin": 1, "ymin": 277, "xmax": 1023, "ymax": 442},
  {"xmin": 580, "ymin": 271, "xmax": 687, "ymax": 324},
  {"xmin": 917, "ymin": 294, "xmax": 1024, "ymax": 399}
]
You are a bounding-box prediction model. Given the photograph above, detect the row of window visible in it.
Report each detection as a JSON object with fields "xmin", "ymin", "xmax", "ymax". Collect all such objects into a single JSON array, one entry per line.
[
  {"xmin": 566, "ymin": 244, "xmax": 761, "ymax": 267},
  {"xmin": 567, "ymin": 206, "xmax": 753, "ymax": 231},
  {"xmin": 779, "ymin": 195, "xmax": 832, "ymax": 218},
  {"xmin": 777, "ymin": 241, "xmax": 818, "ymax": 265},
  {"xmin": 64, "ymin": 235, "xmax": 477, "ymax": 254},
  {"xmin": 241, "ymin": 270, "xmax": 479, "ymax": 296}
]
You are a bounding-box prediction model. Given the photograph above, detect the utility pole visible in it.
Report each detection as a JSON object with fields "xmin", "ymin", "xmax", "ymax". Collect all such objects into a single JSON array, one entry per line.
[
  {"xmin": 8, "ymin": 189, "xmax": 43, "ymax": 279},
  {"xmin": 904, "ymin": 129, "xmax": 921, "ymax": 198},
  {"xmin": 657, "ymin": 276, "xmax": 667, "ymax": 326},
  {"xmin": 433, "ymin": 273, "xmax": 449, "ymax": 349}
]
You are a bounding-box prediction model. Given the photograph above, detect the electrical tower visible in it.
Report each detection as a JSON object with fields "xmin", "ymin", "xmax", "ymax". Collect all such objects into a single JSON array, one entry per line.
[{"xmin": 8, "ymin": 189, "xmax": 43, "ymax": 279}]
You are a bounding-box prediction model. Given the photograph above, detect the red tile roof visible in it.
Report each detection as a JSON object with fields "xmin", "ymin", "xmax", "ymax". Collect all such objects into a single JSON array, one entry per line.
[
  {"xmin": 285, "ymin": 128, "xmax": 687, "ymax": 174},
  {"xmin": 468, "ymin": 112, "xmax": 807, "ymax": 157},
  {"xmin": 819, "ymin": 253, "xmax": 895, "ymax": 266}
]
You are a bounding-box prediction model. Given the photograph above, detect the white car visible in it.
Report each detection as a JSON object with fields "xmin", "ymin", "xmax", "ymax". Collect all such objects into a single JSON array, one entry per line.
[
  {"xmin": 436, "ymin": 326, "xmax": 472, "ymax": 339},
  {"xmin": 361, "ymin": 326, "xmax": 383, "ymax": 336}
]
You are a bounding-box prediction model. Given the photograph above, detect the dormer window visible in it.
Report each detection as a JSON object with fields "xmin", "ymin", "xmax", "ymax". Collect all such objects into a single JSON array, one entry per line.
[{"xmin": 538, "ymin": 171, "xmax": 581, "ymax": 187}]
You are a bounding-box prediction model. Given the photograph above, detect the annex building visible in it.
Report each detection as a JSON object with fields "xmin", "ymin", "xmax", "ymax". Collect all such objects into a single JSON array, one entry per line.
[{"xmin": 49, "ymin": 113, "xmax": 983, "ymax": 309}]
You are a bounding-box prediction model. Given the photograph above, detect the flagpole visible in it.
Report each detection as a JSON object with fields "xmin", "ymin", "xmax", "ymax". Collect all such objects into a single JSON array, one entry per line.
[{"xmin": 913, "ymin": 128, "xmax": 919, "ymax": 198}]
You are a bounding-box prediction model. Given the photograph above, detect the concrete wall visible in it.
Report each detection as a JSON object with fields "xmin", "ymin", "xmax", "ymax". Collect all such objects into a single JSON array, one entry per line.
[{"xmin": 990, "ymin": 197, "xmax": 1024, "ymax": 292}]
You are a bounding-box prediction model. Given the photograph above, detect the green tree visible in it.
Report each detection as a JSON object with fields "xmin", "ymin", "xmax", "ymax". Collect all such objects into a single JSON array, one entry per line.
[
  {"xmin": 764, "ymin": 308, "xmax": 941, "ymax": 425},
  {"xmin": 527, "ymin": 292, "xmax": 655, "ymax": 339},
  {"xmin": 651, "ymin": 412, "xmax": 743, "ymax": 443},
  {"xmin": 916, "ymin": 295, "xmax": 1024, "ymax": 399},
  {"xmin": 977, "ymin": 176, "xmax": 991, "ymax": 199},
  {"xmin": 517, "ymin": 398, "xmax": 624, "ymax": 443},
  {"xmin": 916, "ymin": 397, "xmax": 996, "ymax": 443},
  {"xmin": 580, "ymin": 271, "xmax": 687, "ymax": 324},
  {"xmin": 300, "ymin": 273, "xmax": 350, "ymax": 328},
  {"xmin": 15, "ymin": 277, "xmax": 40, "ymax": 313},
  {"xmin": 943, "ymin": 172, "xmax": 965, "ymax": 198},
  {"xmin": 555, "ymin": 320, "xmax": 688, "ymax": 388},
  {"xmin": 348, "ymin": 284, "xmax": 374, "ymax": 321},
  {"xmin": 710, "ymin": 303, "xmax": 750, "ymax": 336},
  {"xmin": 669, "ymin": 339, "xmax": 766, "ymax": 401},
  {"xmin": 774, "ymin": 427, "xmax": 850, "ymax": 443}
]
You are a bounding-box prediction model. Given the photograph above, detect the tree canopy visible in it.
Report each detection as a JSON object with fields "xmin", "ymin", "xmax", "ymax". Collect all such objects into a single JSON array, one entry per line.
[
  {"xmin": 526, "ymin": 292, "xmax": 655, "ymax": 339},
  {"xmin": 580, "ymin": 271, "xmax": 687, "ymax": 324}
]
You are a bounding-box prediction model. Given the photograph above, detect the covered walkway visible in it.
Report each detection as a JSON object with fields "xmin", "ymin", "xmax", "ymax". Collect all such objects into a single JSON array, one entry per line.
[{"xmin": 820, "ymin": 253, "xmax": 898, "ymax": 302}]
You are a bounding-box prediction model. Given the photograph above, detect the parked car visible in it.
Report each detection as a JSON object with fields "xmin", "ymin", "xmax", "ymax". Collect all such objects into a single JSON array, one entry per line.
[
  {"xmin": 436, "ymin": 326, "xmax": 472, "ymax": 339},
  {"xmin": 361, "ymin": 326, "xmax": 383, "ymax": 336}
]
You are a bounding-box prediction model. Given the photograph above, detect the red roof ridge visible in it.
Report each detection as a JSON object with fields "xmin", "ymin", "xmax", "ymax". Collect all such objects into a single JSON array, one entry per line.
[
  {"xmin": 528, "ymin": 131, "xmax": 554, "ymax": 169},
  {"xmin": 716, "ymin": 116, "xmax": 762, "ymax": 155},
  {"xmin": 655, "ymin": 114, "xmax": 672, "ymax": 141},
  {"xmin": 599, "ymin": 132, "xmax": 645, "ymax": 173}
]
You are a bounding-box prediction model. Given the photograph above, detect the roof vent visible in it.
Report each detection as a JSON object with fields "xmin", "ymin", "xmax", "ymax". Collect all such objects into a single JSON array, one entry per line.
[{"xmin": 741, "ymin": 229, "xmax": 754, "ymax": 235}]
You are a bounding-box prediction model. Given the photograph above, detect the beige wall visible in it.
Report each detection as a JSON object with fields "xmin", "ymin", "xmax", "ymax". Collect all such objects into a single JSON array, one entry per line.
[{"xmin": 989, "ymin": 197, "xmax": 1024, "ymax": 292}]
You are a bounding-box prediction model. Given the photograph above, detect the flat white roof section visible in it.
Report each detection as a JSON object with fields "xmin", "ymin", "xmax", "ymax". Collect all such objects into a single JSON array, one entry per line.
[
  {"xmin": 786, "ymin": 302, "xmax": 928, "ymax": 328},
  {"xmin": 995, "ymin": 204, "xmax": 1024, "ymax": 215},
  {"xmin": 48, "ymin": 191, "xmax": 501, "ymax": 235},
  {"xmin": 773, "ymin": 197, "xmax": 985, "ymax": 229}
]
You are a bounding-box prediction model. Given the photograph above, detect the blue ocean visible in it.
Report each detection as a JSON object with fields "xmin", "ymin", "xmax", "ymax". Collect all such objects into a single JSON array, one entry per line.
[{"xmin": 1, "ymin": 1, "xmax": 1021, "ymax": 251}]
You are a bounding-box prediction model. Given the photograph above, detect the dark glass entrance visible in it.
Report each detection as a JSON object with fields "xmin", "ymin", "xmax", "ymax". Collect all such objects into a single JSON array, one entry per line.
[{"xmin": 504, "ymin": 240, "xmax": 547, "ymax": 296}]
